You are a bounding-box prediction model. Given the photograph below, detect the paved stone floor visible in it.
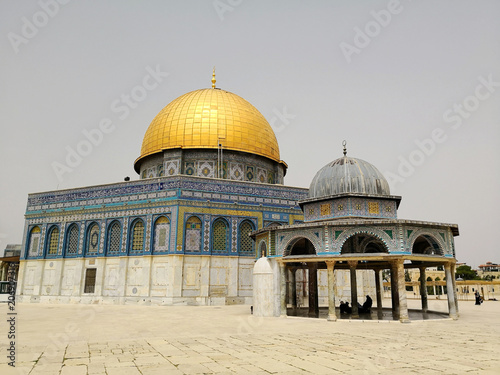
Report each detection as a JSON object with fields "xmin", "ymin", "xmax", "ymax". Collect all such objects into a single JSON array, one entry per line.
[{"xmin": 0, "ymin": 299, "xmax": 499, "ymax": 374}]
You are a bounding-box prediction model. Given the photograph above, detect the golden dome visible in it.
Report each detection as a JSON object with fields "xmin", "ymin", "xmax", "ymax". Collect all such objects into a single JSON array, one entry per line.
[{"xmin": 136, "ymin": 88, "xmax": 281, "ymax": 169}]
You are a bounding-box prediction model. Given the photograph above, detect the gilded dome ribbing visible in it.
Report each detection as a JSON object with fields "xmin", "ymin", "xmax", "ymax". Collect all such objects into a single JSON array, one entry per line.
[{"xmin": 135, "ymin": 88, "xmax": 281, "ymax": 169}]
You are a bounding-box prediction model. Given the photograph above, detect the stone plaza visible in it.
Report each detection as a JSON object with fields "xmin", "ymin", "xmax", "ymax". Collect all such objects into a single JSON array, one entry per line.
[
  {"xmin": 1, "ymin": 299, "xmax": 499, "ymax": 374},
  {"xmin": 7, "ymin": 73, "xmax": 490, "ymax": 374}
]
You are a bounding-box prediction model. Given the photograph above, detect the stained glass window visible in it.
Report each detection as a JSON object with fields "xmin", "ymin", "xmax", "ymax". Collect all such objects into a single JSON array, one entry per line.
[
  {"xmin": 130, "ymin": 220, "xmax": 144, "ymax": 253},
  {"xmin": 154, "ymin": 216, "xmax": 170, "ymax": 253},
  {"xmin": 107, "ymin": 222, "xmax": 121, "ymax": 255},
  {"xmin": 185, "ymin": 216, "xmax": 201, "ymax": 252},
  {"xmin": 66, "ymin": 224, "xmax": 79, "ymax": 255},
  {"xmin": 28, "ymin": 226, "xmax": 41, "ymax": 257},
  {"xmin": 47, "ymin": 226, "xmax": 59, "ymax": 256},
  {"xmin": 239, "ymin": 221, "xmax": 254, "ymax": 254},
  {"xmin": 86, "ymin": 223, "xmax": 99, "ymax": 255},
  {"xmin": 212, "ymin": 219, "xmax": 227, "ymax": 253}
]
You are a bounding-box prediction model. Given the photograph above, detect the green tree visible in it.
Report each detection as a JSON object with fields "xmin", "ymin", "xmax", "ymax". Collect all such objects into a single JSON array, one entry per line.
[{"xmin": 455, "ymin": 265, "xmax": 480, "ymax": 280}]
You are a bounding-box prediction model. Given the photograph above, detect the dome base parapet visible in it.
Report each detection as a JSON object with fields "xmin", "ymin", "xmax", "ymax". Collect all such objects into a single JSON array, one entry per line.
[
  {"xmin": 136, "ymin": 148, "xmax": 286, "ymax": 184},
  {"xmin": 300, "ymin": 193, "xmax": 402, "ymax": 222}
]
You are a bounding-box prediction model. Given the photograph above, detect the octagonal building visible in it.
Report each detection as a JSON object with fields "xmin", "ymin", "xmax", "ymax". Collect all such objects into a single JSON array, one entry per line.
[
  {"xmin": 16, "ymin": 76, "xmax": 307, "ymax": 305},
  {"xmin": 252, "ymin": 145, "xmax": 460, "ymax": 322}
]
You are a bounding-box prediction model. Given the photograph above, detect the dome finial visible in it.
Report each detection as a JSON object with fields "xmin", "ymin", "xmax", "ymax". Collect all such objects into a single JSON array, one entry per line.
[
  {"xmin": 342, "ymin": 140, "xmax": 347, "ymax": 156},
  {"xmin": 211, "ymin": 67, "xmax": 216, "ymax": 88}
]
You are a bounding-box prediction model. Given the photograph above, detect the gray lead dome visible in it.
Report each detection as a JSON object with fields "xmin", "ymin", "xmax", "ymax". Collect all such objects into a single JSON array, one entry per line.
[{"xmin": 308, "ymin": 156, "xmax": 390, "ymax": 198}]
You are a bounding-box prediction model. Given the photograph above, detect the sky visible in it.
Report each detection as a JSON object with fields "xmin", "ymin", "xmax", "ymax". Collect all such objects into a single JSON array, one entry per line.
[{"xmin": 0, "ymin": 0, "xmax": 499, "ymax": 268}]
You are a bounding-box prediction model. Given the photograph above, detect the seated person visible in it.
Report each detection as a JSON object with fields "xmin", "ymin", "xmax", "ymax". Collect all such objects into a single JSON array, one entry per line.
[
  {"xmin": 360, "ymin": 295, "xmax": 373, "ymax": 313},
  {"xmin": 339, "ymin": 301, "xmax": 352, "ymax": 314},
  {"xmin": 339, "ymin": 301, "xmax": 347, "ymax": 314}
]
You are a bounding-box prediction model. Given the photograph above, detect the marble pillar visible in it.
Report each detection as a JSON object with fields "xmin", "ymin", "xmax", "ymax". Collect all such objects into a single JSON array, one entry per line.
[
  {"xmin": 451, "ymin": 263, "xmax": 459, "ymax": 315},
  {"xmin": 445, "ymin": 263, "xmax": 458, "ymax": 320},
  {"xmin": 290, "ymin": 268, "xmax": 297, "ymax": 311},
  {"xmin": 419, "ymin": 266, "xmax": 428, "ymax": 313},
  {"xmin": 279, "ymin": 262, "xmax": 287, "ymax": 318},
  {"xmin": 395, "ymin": 260, "xmax": 409, "ymax": 323},
  {"xmin": 348, "ymin": 260, "xmax": 359, "ymax": 318},
  {"xmin": 374, "ymin": 268, "xmax": 383, "ymax": 312},
  {"xmin": 308, "ymin": 263, "xmax": 319, "ymax": 318},
  {"xmin": 326, "ymin": 261, "xmax": 336, "ymax": 321},
  {"xmin": 390, "ymin": 263, "xmax": 399, "ymax": 319}
]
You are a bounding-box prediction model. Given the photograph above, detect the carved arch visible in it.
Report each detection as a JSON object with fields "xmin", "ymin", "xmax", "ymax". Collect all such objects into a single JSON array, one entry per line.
[
  {"xmin": 335, "ymin": 227, "xmax": 395, "ymax": 253},
  {"xmin": 281, "ymin": 231, "xmax": 322, "ymax": 257},
  {"xmin": 408, "ymin": 229, "xmax": 446, "ymax": 256}
]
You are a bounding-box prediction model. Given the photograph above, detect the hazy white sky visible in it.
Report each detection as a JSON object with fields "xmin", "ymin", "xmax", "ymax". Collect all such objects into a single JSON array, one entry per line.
[{"xmin": 1, "ymin": 0, "xmax": 499, "ymax": 267}]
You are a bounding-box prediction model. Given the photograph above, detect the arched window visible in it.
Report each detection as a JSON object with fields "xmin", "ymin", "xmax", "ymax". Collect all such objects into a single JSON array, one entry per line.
[
  {"xmin": 65, "ymin": 224, "xmax": 79, "ymax": 256},
  {"xmin": 185, "ymin": 216, "xmax": 202, "ymax": 253},
  {"xmin": 106, "ymin": 221, "xmax": 122, "ymax": 255},
  {"xmin": 153, "ymin": 216, "xmax": 170, "ymax": 253},
  {"xmin": 27, "ymin": 226, "xmax": 41, "ymax": 258},
  {"xmin": 46, "ymin": 226, "xmax": 60, "ymax": 257},
  {"xmin": 239, "ymin": 221, "xmax": 254, "ymax": 255},
  {"xmin": 86, "ymin": 223, "xmax": 100, "ymax": 256},
  {"xmin": 130, "ymin": 219, "xmax": 145, "ymax": 254},
  {"xmin": 212, "ymin": 219, "xmax": 228, "ymax": 253}
]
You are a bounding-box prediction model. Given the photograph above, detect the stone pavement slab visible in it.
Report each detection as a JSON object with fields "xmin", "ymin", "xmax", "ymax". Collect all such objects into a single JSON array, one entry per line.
[{"xmin": 0, "ymin": 299, "xmax": 499, "ymax": 374}]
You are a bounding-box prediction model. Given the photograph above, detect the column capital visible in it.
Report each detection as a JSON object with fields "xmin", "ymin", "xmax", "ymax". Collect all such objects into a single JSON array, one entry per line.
[
  {"xmin": 347, "ymin": 260, "xmax": 358, "ymax": 268},
  {"xmin": 325, "ymin": 260, "xmax": 336, "ymax": 269}
]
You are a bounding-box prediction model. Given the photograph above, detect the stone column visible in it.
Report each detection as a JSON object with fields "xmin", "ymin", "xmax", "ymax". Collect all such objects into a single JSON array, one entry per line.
[
  {"xmin": 348, "ymin": 260, "xmax": 359, "ymax": 318},
  {"xmin": 390, "ymin": 263, "xmax": 399, "ymax": 319},
  {"xmin": 444, "ymin": 263, "xmax": 458, "ymax": 320},
  {"xmin": 326, "ymin": 261, "xmax": 336, "ymax": 322},
  {"xmin": 285, "ymin": 269, "xmax": 290, "ymax": 305},
  {"xmin": 419, "ymin": 266, "xmax": 428, "ymax": 313},
  {"xmin": 279, "ymin": 262, "xmax": 287, "ymax": 318},
  {"xmin": 451, "ymin": 263, "xmax": 459, "ymax": 315},
  {"xmin": 394, "ymin": 259, "xmax": 410, "ymax": 323},
  {"xmin": 374, "ymin": 268, "xmax": 383, "ymax": 312},
  {"xmin": 308, "ymin": 263, "xmax": 319, "ymax": 318},
  {"xmin": 290, "ymin": 268, "xmax": 297, "ymax": 311}
]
